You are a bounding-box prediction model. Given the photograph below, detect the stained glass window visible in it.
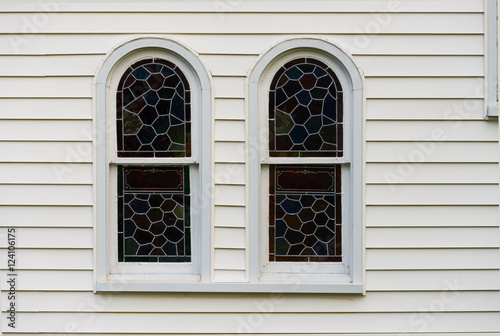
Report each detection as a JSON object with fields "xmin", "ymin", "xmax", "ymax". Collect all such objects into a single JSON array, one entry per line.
[
  {"xmin": 269, "ymin": 58, "xmax": 343, "ymax": 157},
  {"xmin": 268, "ymin": 58, "xmax": 343, "ymax": 263},
  {"xmin": 116, "ymin": 58, "xmax": 191, "ymax": 158}
]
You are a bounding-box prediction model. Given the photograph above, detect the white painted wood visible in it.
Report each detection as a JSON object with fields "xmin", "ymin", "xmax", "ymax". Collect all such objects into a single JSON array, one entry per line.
[
  {"xmin": 0, "ymin": 98, "xmax": 91, "ymax": 119},
  {"xmin": 366, "ymin": 163, "xmax": 499, "ymax": 184},
  {"xmin": 366, "ymin": 77, "xmax": 485, "ymax": 99},
  {"xmin": 0, "ymin": 228, "xmax": 92, "ymax": 249},
  {"xmin": 214, "ymin": 120, "xmax": 246, "ymax": 141},
  {"xmin": 44, "ymin": 54, "xmax": 104, "ymax": 76},
  {"xmin": 214, "ymin": 98, "xmax": 245, "ymax": 120},
  {"xmin": 0, "ymin": 185, "xmax": 92, "ymax": 206},
  {"xmin": 214, "ymin": 163, "xmax": 245, "ymax": 184},
  {"xmin": 214, "ymin": 185, "xmax": 246, "ymax": 206},
  {"xmin": 0, "ymin": 120, "xmax": 93, "ymax": 141},
  {"xmin": 213, "ymin": 77, "xmax": 245, "ymax": 98},
  {"xmin": 366, "ymin": 249, "xmax": 500, "ymax": 270},
  {"xmin": 366, "ymin": 184, "xmax": 499, "ymax": 205},
  {"xmin": 0, "ymin": 248, "xmax": 92, "ymax": 270},
  {"xmin": 0, "ymin": 270, "xmax": 92, "ymax": 291},
  {"xmin": 0, "ymin": 206, "xmax": 92, "ymax": 227},
  {"xmin": 212, "ymin": 270, "xmax": 247, "ymax": 282},
  {"xmin": 214, "ymin": 249, "xmax": 246, "ymax": 270},
  {"xmin": 0, "ymin": 56, "xmax": 45, "ymax": 76},
  {"xmin": 0, "ymin": 77, "xmax": 92, "ymax": 98},
  {"xmin": 0, "ymin": 141, "xmax": 93, "ymax": 163},
  {"xmin": 366, "ymin": 270, "xmax": 500, "ymax": 291},
  {"xmin": 366, "ymin": 205, "xmax": 499, "ymax": 227},
  {"xmin": 214, "ymin": 227, "xmax": 246, "ymax": 248},
  {"xmin": 366, "ymin": 121, "xmax": 498, "ymax": 141},
  {"xmin": 201, "ymin": 55, "xmax": 256, "ymax": 76},
  {"xmin": 366, "ymin": 142, "xmax": 499, "ymax": 163},
  {"xmin": 356, "ymin": 55, "xmax": 484, "ymax": 77},
  {"xmin": 0, "ymin": 163, "xmax": 92, "ymax": 184},
  {"xmin": 366, "ymin": 227, "xmax": 500, "ymax": 248},
  {"xmin": 366, "ymin": 99, "xmax": 485, "ymax": 120},
  {"xmin": 214, "ymin": 205, "xmax": 246, "ymax": 228}
]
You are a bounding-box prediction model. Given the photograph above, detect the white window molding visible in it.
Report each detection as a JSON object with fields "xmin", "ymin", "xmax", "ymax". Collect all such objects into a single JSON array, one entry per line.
[
  {"xmin": 248, "ymin": 38, "xmax": 365, "ymax": 293},
  {"xmin": 94, "ymin": 38, "xmax": 212, "ymax": 291}
]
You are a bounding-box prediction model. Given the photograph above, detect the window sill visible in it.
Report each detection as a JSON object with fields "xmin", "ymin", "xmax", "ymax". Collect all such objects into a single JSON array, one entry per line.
[{"xmin": 95, "ymin": 281, "xmax": 364, "ymax": 293}]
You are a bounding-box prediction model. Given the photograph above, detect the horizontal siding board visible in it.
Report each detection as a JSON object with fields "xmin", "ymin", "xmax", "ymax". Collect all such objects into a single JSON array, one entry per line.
[
  {"xmin": 0, "ymin": 34, "xmax": 485, "ymax": 56},
  {"xmin": 201, "ymin": 54, "xmax": 256, "ymax": 76},
  {"xmin": 366, "ymin": 270, "xmax": 500, "ymax": 291},
  {"xmin": 5, "ymin": 290, "xmax": 499, "ymax": 313},
  {"xmin": 214, "ymin": 249, "xmax": 246, "ymax": 270},
  {"xmin": 0, "ymin": 13, "xmax": 484, "ymax": 34},
  {"xmin": 0, "ymin": 206, "xmax": 92, "ymax": 227},
  {"xmin": 214, "ymin": 205, "xmax": 246, "ymax": 228},
  {"xmin": 0, "ymin": 270, "xmax": 92, "ymax": 291},
  {"xmin": 214, "ymin": 98, "xmax": 245, "ymax": 120},
  {"xmin": 0, "ymin": 228, "xmax": 92, "ymax": 249},
  {"xmin": 214, "ymin": 185, "xmax": 246, "ymax": 206},
  {"xmin": 366, "ymin": 228, "xmax": 500, "ymax": 248},
  {"xmin": 214, "ymin": 227, "xmax": 246, "ymax": 248},
  {"xmin": 214, "ymin": 77, "xmax": 245, "ymax": 98},
  {"xmin": 366, "ymin": 78, "xmax": 485, "ymax": 99},
  {"xmin": 0, "ymin": 248, "xmax": 92, "ymax": 270},
  {"xmin": 0, "ymin": 120, "xmax": 93, "ymax": 141},
  {"xmin": 356, "ymin": 55, "xmax": 484, "ymax": 77},
  {"xmin": 214, "ymin": 163, "xmax": 246, "ymax": 185},
  {"xmin": 366, "ymin": 184, "xmax": 499, "ymax": 205},
  {"xmin": 0, "ymin": 141, "xmax": 93, "ymax": 162},
  {"xmin": 366, "ymin": 163, "xmax": 499, "ymax": 184},
  {"xmin": 0, "ymin": 55, "xmax": 102, "ymax": 76},
  {"xmin": 214, "ymin": 142, "xmax": 246, "ymax": 163},
  {"xmin": 366, "ymin": 249, "xmax": 500, "ymax": 270},
  {"xmin": 0, "ymin": 163, "xmax": 92, "ymax": 184},
  {"xmin": 366, "ymin": 121, "xmax": 498, "ymax": 141},
  {"xmin": 366, "ymin": 142, "xmax": 499, "ymax": 163},
  {"xmin": 212, "ymin": 269, "xmax": 247, "ymax": 282},
  {"xmin": 214, "ymin": 120, "xmax": 246, "ymax": 141},
  {"xmin": 0, "ymin": 98, "xmax": 92, "ymax": 119},
  {"xmin": 0, "ymin": 185, "xmax": 93, "ymax": 206},
  {"xmin": 366, "ymin": 99, "xmax": 485, "ymax": 120},
  {"xmin": 8, "ymin": 312, "xmax": 500, "ymax": 333},
  {"xmin": 0, "ymin": 77, "xmax": 92, "ymax": 98},
  {"xmin": 366, "ymin": 205, "xmax": 499, "ymax": 227}
]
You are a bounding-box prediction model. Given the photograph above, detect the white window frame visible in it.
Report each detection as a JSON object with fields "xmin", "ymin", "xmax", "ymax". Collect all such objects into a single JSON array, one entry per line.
[
  {"xmin": 248, "ymin": 39, "xmax": 365, "ymax": 292},
  {"xmin": 94, "ymin": 38, "xmax": 212, "ymax": 290}
]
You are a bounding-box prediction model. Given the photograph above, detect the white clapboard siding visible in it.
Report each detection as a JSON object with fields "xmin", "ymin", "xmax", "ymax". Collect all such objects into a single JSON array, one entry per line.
[
  {"xmin": 366, "ymin": 227, "xmax": 500, "ymax": 248},
  {"xmin": 366, "ymin": 270, "xmax": 500, "ymax": 291},
  {"xmin": 0, "ymin": 206, "xmax": 92, "ymax": 227},
  {"xmin": 366, "ymin": 142, "xmax": 499, "ymax": 163},
  {"xmin": 0, "ymin": 77, "xmax": 92, "ymax": 98},
  {"xmin": 0, "ymin": 248, "xmax": 92, "ymax": 270},
  {"xmin": 0, "ymin": 34, "xmax": 485, "ymax": 57},
  {"xmin": 356, "ymin": 55, "xmax": 484, "ymax": 77},
  {"xmin": 366, "ymin": 249, "xmax": 500, "ymax": 270},
  {"xmin": 214, "ymin": 142, "xmax": 246, "ymax": 163},
  {"xmin": 366, "ymin": 99, "xmax": 486, "ymax": 120},
  {"xmin": 214, "ymin": 227, "xmax": 246, "ymax": 249},
  {"xmin": 5, "ymin": 290, "xmax": 499, "ymax": 313},
  {"xmin": 214, "ymin": 120, "xmax": 246, "ymax": 141},
  {"xmin": 214, "ymin": 185, "xmax": 246, "ymax": 206},
  {"xmin": 366, "ymin": 163, "xmax": 499, "ymax": 184},
  {"xmin": 214, "ymin": 98, "xmax": 245, "ymax": 120},
  {"xmin": 0, "ymin": 185, "xmax": 93, "ymax": 206},
  {"xmin": 366, "ymin": 77, "xmax": 484, "ymax": 99},
  {"xmin": 214, "ymin": 205, "xmax": 246, "ymax": 228},
  {"xmin": 212, "ymin": 270, "xmax": 247, "ymax": 282},
  {"xmin": 0, "ymin": 55, "xmax": 102, "ymax": 76},
  {"xmin": 0, "ymin": 141, "xmax": 93, "ymax": 163},
  {"xmin": 0, "ymin": 98, "xmax": 92, "ymax": 119},
  {"xmin": 366, "ymin": 205, "xmax": 499, "ymax": 227},
  {"xmin": 0, "ymin": 228, "xmax": 92, "ymax": 249},
  {"xmin": 213, "ymin": 77, "xmax": 246, "ymax": 98},
  {"xmin": 214, "ymin": 163, "xmax": 245, "ymax": 185},
  {"xmin": 0, "ymin": 163, "xmax": 92, "ymax": 184},
  {"xmin": 201, "ymin": 55, "xmax": 257, "ymax": 76},
  {"xmin": 0, "ymin": 13, "xmax": 484, "ymax": 34},
  {"xmin": 366, "ymin": 184, "xmax": 499, "ymax": 205},
  {"xmin": 0, "ymin": 120, "xmax": 93, "ymax": 141},
  {"xmin": 214, "ymin": 249, "xmax": 246, "ymax": 270},
  {"xmin": 0, "ymin": 270, "xmax": 93, "ymax": 291},
  {"xmin": 6, "ymin": 312, "xmax": 500, "ymax": 333},
  {"xmin": 366, "ymin": 121, "xmax": 498, "ymax": 141}
]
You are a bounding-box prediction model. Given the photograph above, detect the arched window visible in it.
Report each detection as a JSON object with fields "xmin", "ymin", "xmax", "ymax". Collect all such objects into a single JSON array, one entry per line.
[{"xmin": 248, "ymin": 39, "xmax": 364, "ymax": 292}]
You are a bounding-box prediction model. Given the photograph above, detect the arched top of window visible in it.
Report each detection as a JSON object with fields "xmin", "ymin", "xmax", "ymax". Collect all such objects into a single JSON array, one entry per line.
[
  {"xmin": 116, "ymin": 58, "xmax": 191, "ymax": 158},
  {"xmin": 269, "ymin": 57, "xmax": 343, "ymax": 158}
]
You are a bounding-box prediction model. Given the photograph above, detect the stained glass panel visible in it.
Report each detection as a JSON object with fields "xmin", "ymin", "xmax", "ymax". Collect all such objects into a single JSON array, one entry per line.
[
  {"xmin": 269, "ymin": 58, "xmax": 343, "ymax": 157},
  {"xmin": 269, "ymin": 165, "xmax": 342, "ymax": 262},
  {"xmin": 117, "ymin": 58, "xmax": 191, "ymax": 158},
  {"xmin": 118, "ymin": 166, "xmax": 191, "ymax": 262}
]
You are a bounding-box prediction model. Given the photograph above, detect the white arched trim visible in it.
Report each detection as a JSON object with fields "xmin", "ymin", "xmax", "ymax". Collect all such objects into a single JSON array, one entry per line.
[
  {"xmin": 247, "ymin": 38, "xmax": 365, "ymax": 293},
  {"xmin": 94, "ymin": 38, "xmax": 212, "ymax": 292}
]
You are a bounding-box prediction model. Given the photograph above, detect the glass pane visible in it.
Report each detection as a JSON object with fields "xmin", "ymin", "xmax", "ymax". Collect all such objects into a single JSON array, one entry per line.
[
  {"xmin": 269, "ymin": 165, "xmax": 342, "ymax": 262},
  {"xmin": 269, "ymin": 58, "xmax": 343, "ymax": 158},
  {"xmin": 117, "ymin": 58, "xmax": 191, "ymax": 158},
  {"xmin": 117, "ymin": 166, "xmax": 191, "ymax": 262}
]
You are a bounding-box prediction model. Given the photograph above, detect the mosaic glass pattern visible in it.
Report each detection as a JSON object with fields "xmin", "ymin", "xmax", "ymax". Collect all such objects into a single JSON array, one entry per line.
[
  {"xmin": 117, "ymin": 58, "xmax": 191, "ymax": 158},
  {"xmin": 269, "ymin": 58, "xmax": 343, "ymax": 157},
  {"xmin": 117, "ymin": 166, "xmax": 191, "ymax": 262},
  {"xmin": 269, "ymin": 166, "xmax": 342, "ymax": 262}
]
